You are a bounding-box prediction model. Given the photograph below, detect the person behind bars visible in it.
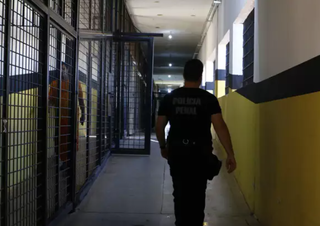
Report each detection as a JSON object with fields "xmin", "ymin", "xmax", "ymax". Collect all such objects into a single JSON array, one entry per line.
[
  {"xmin": 49, "ymin": 62, "xmax": 85, "ymax": 170},
  {"xmin": 156, "ymin": 59, "xmax": 237, "ymax": 226}
]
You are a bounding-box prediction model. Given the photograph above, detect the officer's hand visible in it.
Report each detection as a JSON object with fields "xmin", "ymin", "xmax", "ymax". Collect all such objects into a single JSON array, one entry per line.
[
  {"xmin": 80, "ymin": 114, "xmax": 85, "ymax": 125},
  {"xmin": 161, "ymin": 148, "xmax": 169, "ymax": 160},
  {"xmin": 226, "ymin": 154, "xmax": 237, "ymax": 173}
]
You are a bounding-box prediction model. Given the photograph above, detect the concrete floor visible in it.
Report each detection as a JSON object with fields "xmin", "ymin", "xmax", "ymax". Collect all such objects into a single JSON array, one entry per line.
[{"xmin": 58, "ymin": 142, "xmax": 260, "ymax": 226}]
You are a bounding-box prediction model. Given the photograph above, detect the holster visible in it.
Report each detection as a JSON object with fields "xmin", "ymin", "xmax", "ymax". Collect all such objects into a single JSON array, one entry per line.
[{"xmin": 168, "ymin": 138, "xmax": 222, "ymax": 181}]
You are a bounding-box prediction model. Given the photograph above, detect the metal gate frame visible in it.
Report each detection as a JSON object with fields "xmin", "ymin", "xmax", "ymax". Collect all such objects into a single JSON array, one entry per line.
[
  {"xmin": 111, "ymin": 35, "xmax": 154, "ymax": 155},
  {"xmin": 0, "ymin": 0, "xmax": 160, "ymax": 220},
  {"xmin": 1, "ymin": 0, "xmax": 80, "ymax": 224}
]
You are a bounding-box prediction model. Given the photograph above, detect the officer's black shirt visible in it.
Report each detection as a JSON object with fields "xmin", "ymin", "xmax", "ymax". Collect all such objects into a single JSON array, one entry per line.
[{"xmin": 158, "ymin": 87, "xmax": 222, "ymax": 146}]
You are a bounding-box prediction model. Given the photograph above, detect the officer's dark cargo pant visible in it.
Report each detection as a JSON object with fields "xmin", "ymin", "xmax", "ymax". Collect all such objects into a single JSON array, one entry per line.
[{"xmin": 168, "ymin": 147, "xmax": 208, "ymax": 226}]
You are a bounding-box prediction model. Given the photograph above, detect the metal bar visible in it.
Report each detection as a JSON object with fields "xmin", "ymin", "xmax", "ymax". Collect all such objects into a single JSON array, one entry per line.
[
  {"xmin": 101, "ymin": 0, "xmax": 105, "ymax": 33},
  {"xmin": 37, "ymin": 14, "xmax": 50, "ymax": 226},
  {"xmin": 145, "ymin": 38, "xmax": 154, "ymax": 154},
  {"xmin": 109, "ymin": 0, "xmax": 113, "ymax": 32},
  {"xmin": 56, "ymin": 30, "xmax": 62, "ymax": 211},
  {"xmin": 126, "ymin": 48, "xmax": 130, "ymax": 138},
  {"xmin": 118, "ymin": 32, "xmax": 164, "ymax": 37},
  {"xmin": 120, "ymin": 0, "xmax": 124, "ymax": 32},
  {"xmin": 120, "ymin": 42, "xmax": 125, "ymax": 139},
  {"xmin": 86, "ymin": 42, "xmax": 92, "ymax": 178},
  {"xmin": 89, "ymin": 0, "xmax": 92, "ymax": 30},
  {"xmin": 70, "ymin": 30, "xmax": 79, "ymax": 212},
  {"xmin": 49, "ymin": 13, "xmax": 77, "ymax": 38},
  {"xmin": 25, "ymin": 0, "xmax": 49, "ymax": 15},
  {"xmin": 70, "ymin": 0, "xmax": 80, "ymax": 210},
  {"xmin": 2, "ymin": 0, "xmax": 12, "ymax": 224},
  {"xmin": 79, "ymin": 30, "xmax": 113, "ymax": 40},
  {"xmin": 73, "ymin": 0, "xmax": 79, "ymax": 30},
  {"xmin": 97, "ymin": 41, "xmax": 105, "ymax": 164},
  {"xmin": 114, "ymin": 0, "xmax": 118, "ymax": 31},
  {"xmin": 114, "ymin": 36, "xmax": 153, "ymax": 42},
  {"xmin": 115, "ymin": 42, "xmax": 121, "ymax": 150},
  {"xmin": 59, "ymin": 0, "xmax": 63, "ymax": 17}
]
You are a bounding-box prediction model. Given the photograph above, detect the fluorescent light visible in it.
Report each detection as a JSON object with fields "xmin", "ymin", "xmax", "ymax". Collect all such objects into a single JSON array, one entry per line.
[
  {"xmin": 168, "ymin": 75, "xmax": 171, "ymax": 78},
  {"xmin": 169, "ymin": 63, "xmax": 172, "ymax": 67},
  {"xmin": 214, "ymin": 0, "xmax": 221, "ymax": 3},
  {"xmin": 168, "ymin": 35, "xmax": 172, "ymax": 39}
]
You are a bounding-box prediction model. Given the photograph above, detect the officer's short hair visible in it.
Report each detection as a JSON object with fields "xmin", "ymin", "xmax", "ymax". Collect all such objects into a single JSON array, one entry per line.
[{"xmin": 183, "ymin": 59, "xmax": 204, "ymax": 82}]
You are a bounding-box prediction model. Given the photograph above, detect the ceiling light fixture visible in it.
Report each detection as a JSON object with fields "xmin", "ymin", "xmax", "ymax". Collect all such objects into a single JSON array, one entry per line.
[
  {"xmin": 213, "ymin": 0, "xmax": 222, "ymax": 3},
  {"xmin": 168, "ymin": 75, "xmax": 171, "ymax": 78},
  {"xmin": 168, "ymin": 35, "xmax": 172, "ymax": 39},
  {"xmin": 169, "ymin": 63, "xmax": 172, "ymax": 67}
]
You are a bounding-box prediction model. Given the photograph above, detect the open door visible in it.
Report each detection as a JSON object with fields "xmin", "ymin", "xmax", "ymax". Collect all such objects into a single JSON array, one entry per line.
[{"xmin": 111, "ymin": 36, "xmax": 154, "ymax": 155}]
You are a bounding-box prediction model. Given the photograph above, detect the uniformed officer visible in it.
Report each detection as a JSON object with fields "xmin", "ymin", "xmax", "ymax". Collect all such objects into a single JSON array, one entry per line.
[{"xmin": 156, "ymin": 59, "xmax": 236, "ymax": 226}]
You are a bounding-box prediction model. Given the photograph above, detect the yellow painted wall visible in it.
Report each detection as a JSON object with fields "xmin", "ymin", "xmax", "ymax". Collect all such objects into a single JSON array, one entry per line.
[
  {"xmin": 90, "ymin": 88, "xmax": 98, "ymax": 135},
  {"xmin": 7, "ymin": 88, "xmax": 39, "ymax": 186},
  {"xmin": 214, "ymin": 91, "xmax": 320, "ymax": 226},
  {"xmin": 215, "ymin": 80, "xmax": 226, "ymax": 98}
]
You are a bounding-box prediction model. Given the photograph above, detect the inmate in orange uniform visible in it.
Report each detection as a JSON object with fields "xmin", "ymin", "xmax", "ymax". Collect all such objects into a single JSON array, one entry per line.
[{"xmin": 49, "ymin": 63, "xmax": 85, "ymax": 164}]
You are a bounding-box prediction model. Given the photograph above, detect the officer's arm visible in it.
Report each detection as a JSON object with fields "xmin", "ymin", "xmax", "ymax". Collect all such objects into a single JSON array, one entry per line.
[
  {"xmin": 156, "ymin": 116, "xmax": 168, "ymax": 148},
  {"xmin": 211, "ymin": 113, "xmax": 234, "ymax": 157}
]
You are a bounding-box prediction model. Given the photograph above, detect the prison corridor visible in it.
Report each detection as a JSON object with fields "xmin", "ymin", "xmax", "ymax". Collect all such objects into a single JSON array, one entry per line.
[{"xmin": 57, "ymin": 141, "xmax": 260, "ymax": 226}]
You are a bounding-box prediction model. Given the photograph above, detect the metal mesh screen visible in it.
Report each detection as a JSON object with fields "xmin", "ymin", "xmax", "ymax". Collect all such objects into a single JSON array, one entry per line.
[
  {"xmin": 109, "ymin": 42, "xmax": 117, "ymax": 149},
  {"xmin": 76, "ymin": 40, "xmax": 102, "ymax": 192},
  {"xmin": 0, "ymin": 0, "xmax": 5, "ymax": 222},
  {"xmin": 76, "ymin": 40, "xmax": 89, "ymax": 192},
  {"xmin": 102, "ymin": 41, "xmax": 111, "ymax": 158},
  {"xmin": 47, "ymin": 24, "xmax": 75, "ymax": 219},
  {"xmin": 88, "ymin": 40, "xmax": 101, "ymax": 175},
  {"xmin": 112, "ymin": 42, "xmax": 149, "ymax": 153},
  {"xmin": 50, "ymin": 0, "xmax": 76, "ymax": 27},
  {"xmin": 79, "ymin": 0, "xmax": 102, "ymax": 30},
  {"xmin": 6, "ymin": 1, "xmax": 45, "ymax": 225},
  {"xmin": 0, "ymin": 0, "xmax": 153, "ymax": 222}
]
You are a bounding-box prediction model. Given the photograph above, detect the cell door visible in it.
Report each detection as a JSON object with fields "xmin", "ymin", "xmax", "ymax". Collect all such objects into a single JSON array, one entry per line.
[{"xmin": 112, "ymin": 37, "xmax": 154, "ymax": 155}]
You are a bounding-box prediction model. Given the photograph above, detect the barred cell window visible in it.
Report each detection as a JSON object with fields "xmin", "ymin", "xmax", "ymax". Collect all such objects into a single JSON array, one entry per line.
[
  {"xmin": 243, "ymin": 9, "xmax": 254, "ymax": 87},
  {"xmin": 225, "ymin": 42, "xmax": 230, "ymax": 94}
]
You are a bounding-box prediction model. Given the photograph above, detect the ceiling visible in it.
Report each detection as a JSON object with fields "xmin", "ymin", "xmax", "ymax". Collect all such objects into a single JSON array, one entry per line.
[{"xmin": 126, "ymin": 0, "xmax": 213, "ymax": 87}]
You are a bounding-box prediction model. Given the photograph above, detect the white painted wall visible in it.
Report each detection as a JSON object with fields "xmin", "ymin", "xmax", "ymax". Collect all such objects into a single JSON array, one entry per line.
[
  {"xmin": 198, "ymin": 12, "xmax": 218, "ymax": 64},
  {"xmin": 199, "ymin": 0, "xmax": 320, "ymax": 84},
  {"xmin": 230, "ymin": 24, "xmax": 243, "ymax": 75},
  {"xmin": 198, "ymin": 0, "xmax": 251, "ymax": 78},
  {"xmin": 220, "ymin": 0, "xmax": 248, "ymax": 42},
  {"xmin": 255, "ymin": 0, "xmax": 320, "ymax": 82}
]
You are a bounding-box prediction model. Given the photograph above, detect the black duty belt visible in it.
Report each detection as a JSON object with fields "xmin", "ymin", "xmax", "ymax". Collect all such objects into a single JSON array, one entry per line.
[{"xmin": 168, "ymin": 138, "xmax": 210, "ymax": 148}]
